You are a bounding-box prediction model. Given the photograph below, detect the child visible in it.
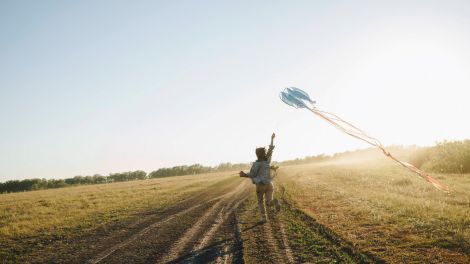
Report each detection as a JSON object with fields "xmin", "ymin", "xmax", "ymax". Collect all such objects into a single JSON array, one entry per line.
[{"xmin": 240, "ymin": 133, "xmax": 280, "ymax": 222}]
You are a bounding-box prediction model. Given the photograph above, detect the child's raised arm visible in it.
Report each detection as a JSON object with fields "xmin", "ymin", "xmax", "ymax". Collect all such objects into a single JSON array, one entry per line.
[{"xmin": 267, "ymin": 133, "xmax": 275, "ymax": 162}]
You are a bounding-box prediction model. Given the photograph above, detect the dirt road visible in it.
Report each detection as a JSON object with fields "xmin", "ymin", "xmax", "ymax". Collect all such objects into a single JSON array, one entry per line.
[
  {"xmin": 82, "ymin": 178, "xmax": 250, "ymax": 264},
  {"xmin": 32, "ymin": 177, "xmax": 378, "ymax": 263}
]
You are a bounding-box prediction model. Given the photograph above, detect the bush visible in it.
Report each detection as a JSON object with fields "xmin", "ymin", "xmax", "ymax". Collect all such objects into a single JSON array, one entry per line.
[
  {"xmin": 409, "ymin": 147, "xmax": 432, "ymax": 169},
  {"xmin": 410, "ymin": 140, "xmax": 470, "ymax": 173}
]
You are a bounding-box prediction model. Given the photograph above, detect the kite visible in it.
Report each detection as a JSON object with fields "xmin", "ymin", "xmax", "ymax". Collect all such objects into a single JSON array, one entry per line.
[{"xmin": 279, "ymin": 87, "xmax": 450, "ymax": 193}]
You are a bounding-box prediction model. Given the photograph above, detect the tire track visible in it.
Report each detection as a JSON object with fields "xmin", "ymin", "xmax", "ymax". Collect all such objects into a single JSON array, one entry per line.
[
  {"xmin": 87, "ymin": 178, "xmax": 244, "ymax": 264},
  {"xmin": 158, "ymin": 180, "xmax": 249, "ymax": 263},
  {"xmin": 278, "ymin": 221, "xmax": 295, "ymax": 263},
  {"xmin": 215, "ymin": 208, "xmax": 244, "ymax": 264},
  {"xmin": 187, "ymin": 195, "xmax": 247, "ymax": 263},
  {"xmin": 238, "ymin": 201, "xmax": 282, "ymax": 264},
  {"xmin": 160, "ymin": 200, "xmax": 227, "ymax": 262},
  {"xmin": 265, "ymin": 205, "xmax": 295, "ymax": 263},
  {"xmin": 262, "ymin": 221, "xmax": 284, "ymax": 263},
  {"xmin": 88, "ymin": 198, "xmax": 213, "ymax": 264}
]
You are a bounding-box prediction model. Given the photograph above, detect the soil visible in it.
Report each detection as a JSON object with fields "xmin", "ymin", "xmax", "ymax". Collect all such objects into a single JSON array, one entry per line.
[{"xmin": 20, "ymin": 179, "xmax": 381, "ymax": 264}]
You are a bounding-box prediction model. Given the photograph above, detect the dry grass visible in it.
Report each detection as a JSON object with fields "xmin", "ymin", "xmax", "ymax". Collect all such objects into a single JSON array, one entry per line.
[
  {"xmin": 278, "ymin": 159, "xmax": 470, "ymax": 263},
  {"xmin": 3, "ymin": 158, "xmax": 469, "ymax": 263},
  {"xmin": 0, "ymin": 172, "xmax": 236, "ymax": 260}
]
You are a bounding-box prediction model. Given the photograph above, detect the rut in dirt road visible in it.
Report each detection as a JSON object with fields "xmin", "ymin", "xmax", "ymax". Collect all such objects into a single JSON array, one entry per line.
[
  {"xmin": 159, "ymin": 180, "xmax": 250, "ymax": 264},
  {"xmin": 86, "ymin": 179, "xmax": 250, "ymax": 264}
]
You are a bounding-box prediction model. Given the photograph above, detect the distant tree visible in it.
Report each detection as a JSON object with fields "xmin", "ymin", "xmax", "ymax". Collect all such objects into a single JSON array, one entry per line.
[
  {"xmin": 92, "ymin": 174, "xmax": 107, "ymax": 184},
  {"xmin": 130, "ymin": 170, "xmax": 147, "ymax": 180}
]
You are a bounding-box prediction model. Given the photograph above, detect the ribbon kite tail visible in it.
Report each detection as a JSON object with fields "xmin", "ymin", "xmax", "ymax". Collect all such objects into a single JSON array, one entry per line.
[{"xmin": 306, "ymin": 107, "xmax": 451, "ymax": 193}]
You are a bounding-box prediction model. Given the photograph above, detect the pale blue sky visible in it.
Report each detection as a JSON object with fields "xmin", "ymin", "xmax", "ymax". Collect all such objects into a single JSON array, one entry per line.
[{"xmin": 1, "ymin": 0, "xmax": 470, "ymax": 180}]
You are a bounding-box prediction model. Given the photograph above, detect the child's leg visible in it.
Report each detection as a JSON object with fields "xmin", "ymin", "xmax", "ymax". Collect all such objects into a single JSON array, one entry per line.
[
  {"xmin": 256, "ymin": 184, "xmax": 267, "ymax": 221},
  {"xmin": 266, "ymin": 183, "xmax": 274, "ymax": 206},
  {"xmin": 266, "ymin": 182, "xmax": 280, "ymax": 212}
]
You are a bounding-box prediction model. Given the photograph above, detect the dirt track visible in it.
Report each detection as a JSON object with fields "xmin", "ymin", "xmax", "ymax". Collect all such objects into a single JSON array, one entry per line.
[
  {"xmin": 32, "ymin": 178, "xmax": 378, "ymax": 264},
  {"xmin": 82, "ymin": 178, "xmax": 249, "ymax": 264}
]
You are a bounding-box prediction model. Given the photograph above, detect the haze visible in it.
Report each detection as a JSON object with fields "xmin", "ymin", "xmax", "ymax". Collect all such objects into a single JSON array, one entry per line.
[{"xmin": 1, "ymin": 0, "xmax": 470, "ymax": 180}]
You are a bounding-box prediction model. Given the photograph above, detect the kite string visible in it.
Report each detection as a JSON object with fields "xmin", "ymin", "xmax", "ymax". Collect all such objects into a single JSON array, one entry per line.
[
  {"xmin": 307, "ymin": 107, "xmax": 450, "ymax": 193},
  {"xmin": 315, "ymin": 109, "xmax": 382, "ymax": 144}
]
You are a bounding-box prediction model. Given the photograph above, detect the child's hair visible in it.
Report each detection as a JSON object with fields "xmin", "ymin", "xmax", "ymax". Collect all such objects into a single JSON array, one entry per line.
[{"xmin": 256, "ymin": 147, "xmax": 267, "ymax": 161}]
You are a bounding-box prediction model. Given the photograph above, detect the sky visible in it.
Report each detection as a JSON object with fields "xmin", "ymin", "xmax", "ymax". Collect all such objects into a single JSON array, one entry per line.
[{"xmin": 1, "ymin": 0, "xmax": 470, "ymax": 181}]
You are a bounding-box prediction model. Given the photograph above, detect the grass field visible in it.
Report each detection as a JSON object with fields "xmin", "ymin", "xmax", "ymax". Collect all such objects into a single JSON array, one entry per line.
[
  {"xmin": 2, "ymin": 157, "xmax": 470, "ymax": 263},
  {"xmin": 0, "ymin": 172, "xmax": 236, "ymax": 263},
  {"xmin": 278, "ymin": 158, "xmax": 470, "ymax": 263}
]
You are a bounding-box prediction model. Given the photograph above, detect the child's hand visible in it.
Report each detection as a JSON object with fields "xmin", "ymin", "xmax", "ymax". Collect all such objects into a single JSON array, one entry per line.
[
  {"xmin": 239, "ymin": 171, "xmax": 246, "ymax": 177},
  {"xmin": 271, "ymin": 133, "xmax": 276, "ymax": 139}
]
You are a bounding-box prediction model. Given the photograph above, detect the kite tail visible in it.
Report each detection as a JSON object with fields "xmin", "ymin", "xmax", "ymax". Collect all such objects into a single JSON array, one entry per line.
[
  {"xmin": 381, "ymin": 149, "xmax": 450, "ymax": 193},
  {"xmin": 307, "ymin": 108, "xmax": 450, "ymax": 193}
]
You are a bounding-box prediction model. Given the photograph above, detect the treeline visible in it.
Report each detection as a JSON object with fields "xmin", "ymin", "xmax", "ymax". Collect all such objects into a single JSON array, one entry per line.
[
  {"xmin": 148, "ymin": 163, "xmax": 247, "ymax": 178},
  {"xmin": 3, "ymin": 140, "xmax": 468, "ymax": 194},
  {"xmin": 0, "ymin": 172, "xmax": 147, "ymax": 193},
  {"xmin": 276, "ymin": 154, "xmax": 331, "ymax": 166},
  {"xmin": 0, "ymin": 163, "xmax": 249, "ymax": 194}
]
